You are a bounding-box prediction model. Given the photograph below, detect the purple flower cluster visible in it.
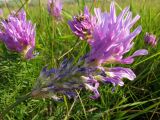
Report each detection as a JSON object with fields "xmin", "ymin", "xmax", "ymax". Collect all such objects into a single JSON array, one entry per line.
[
  {"xmin": 68, "ymin": 7, "xmax": 93, "ymax": 40},
  {"xmin": 0, "ymin": 10, "xmax": 36, "ymax": 59},
  {"xmin": 31, "ymin": 58, "xmax": 96, "ymax": 100},
  {"xmin": 87, "ymin": 3, "xmax": 148, "ymax": 65},
  {"xmin": 144, "ymin": 32, "xmax": 157, "ymax": 47},
  {"xmin": 83, "ymin": 2, "xmax": 148, "ymax": 98},
  {"xmin": 68, "ymin": 3, "xmax": 148, "ymax": 65},
  {"xmin": 48, "ymin": 0, "xmax": 63, "ymax": 20},
  {"xmin": 65, "ymin": 2, "xmax": 148, "ymax": 99},
  {"xmin": 32, "ymin": 57, "xmax": 113, "ymax": 100}
]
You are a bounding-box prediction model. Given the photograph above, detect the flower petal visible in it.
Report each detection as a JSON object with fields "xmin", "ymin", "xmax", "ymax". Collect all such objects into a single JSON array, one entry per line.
[
  {"xmin": 131, "ymin": 49, "xmax": 148, "ymax": 57},
  {"xmin": 108, "ymin": 67, "xmax": 136, "ymax": 81},
  {"xmin": 120, "ymin": 49, "xmax": 148, "ymax": 64},
  {"xmin": 104, "ymin": 77, "xmax": 124, "ymax": 86}
]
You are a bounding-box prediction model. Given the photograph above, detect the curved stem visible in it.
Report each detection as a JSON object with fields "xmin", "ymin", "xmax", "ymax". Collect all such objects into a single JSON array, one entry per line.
[{"xmin": 0, "ymin": 92, "xmax": 32, "ymax": 119}]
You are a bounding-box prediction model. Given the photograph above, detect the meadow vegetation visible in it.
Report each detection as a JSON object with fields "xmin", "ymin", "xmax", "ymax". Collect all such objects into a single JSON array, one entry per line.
[{"xmin": 0, "ymin": 0, "xmax": 160, "ymax": 119}]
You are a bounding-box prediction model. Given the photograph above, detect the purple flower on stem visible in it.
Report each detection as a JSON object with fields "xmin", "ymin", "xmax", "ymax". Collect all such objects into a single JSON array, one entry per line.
[
  {"xmin": 87, "ymin": 2, "xmax": 148, "ymax": 65},
  {"xmin": 48, "ymin": 0, "xmax": 63, "ymax": 20},
  {"xmin": 68, "ymin": 6, "xmax": 94, "ymax": 40},
  {"xmin": 144, "ymin": 32, "xmax": 157, "ymax": 47},
  {"xmin": 31, "ymin": 54, "xmax": 109, "ymax": 100},
  {"xmin": 83, "ymin": 2, "xmax": 148, "ymax": 93},
  {"xmin": 31, "ymin": 58, "xmax": 99, "ymax": 100},
  {"xmin": 0, "ymin": 10, "xmax": 36, "ymax": 59}
]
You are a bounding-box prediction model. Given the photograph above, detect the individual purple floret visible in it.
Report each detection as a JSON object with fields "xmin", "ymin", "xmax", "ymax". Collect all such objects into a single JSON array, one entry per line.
[
  {"xmin": 86, "ymin": 2, "xmax": 148, "ymax": 66},
  {"xmin": 48, "ymin": 0, "xmax": 63, "ymax": 20},
  {"xmin": 95, "ymin": 67, "xmax": 136, "ymax": 87},
  {"xmin": 0, "ymin": 10, "xmax": 36, "ymax": 59},
  {"xmin": 144, "ymin": 32, "xmax": 157, "ymax": 47},
  {"xmin": 68, "ymin": 6, "xmax": 94, "ymax": 40}
]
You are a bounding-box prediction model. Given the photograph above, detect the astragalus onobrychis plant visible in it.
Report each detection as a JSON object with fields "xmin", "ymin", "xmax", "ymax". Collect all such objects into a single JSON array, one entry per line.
[{"xmin": 0, "ymin": 1, "xmax": 149, "ymax": 118}]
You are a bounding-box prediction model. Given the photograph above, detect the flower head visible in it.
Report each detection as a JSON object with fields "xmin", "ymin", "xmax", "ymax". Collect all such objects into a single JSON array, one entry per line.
[
  {"xmin": 0, "ymin": 10, "xmax": 36, "ymax": 59},
  {"xmin": 82, "ymin": 2, "xmax": 148, "ymax": 89},
  {"xmin": 144, "ymin": 32, "xmax": 157, "ymax": 47},
  {"xmin": 48, "ymin": 0, "xmax": 63, "ymax": 20},
  {"xmin": 68, "ymin": 6, "xmax": 94, "ymax": 40},
  {"xmin": 32, "ymin": 57, "xmax": 138, "ymax": 100},
  {"xmin": 86, "ymin": 2, "xmax": 148, "ymax": 66},
  {"xmin": 31, "ymin": 58, "xmax": 100, "ymax": 100}
]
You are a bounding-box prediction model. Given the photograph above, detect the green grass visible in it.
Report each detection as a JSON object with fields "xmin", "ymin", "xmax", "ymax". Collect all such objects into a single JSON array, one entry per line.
[{"xmin": 0, "ymin": 0, "xmax": 160, "ymax": 119}]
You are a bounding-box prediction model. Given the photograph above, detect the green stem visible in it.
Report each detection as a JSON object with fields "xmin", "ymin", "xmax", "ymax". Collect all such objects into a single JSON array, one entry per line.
[{"xmin": 0, "ymin": 92, "xmax": 32, "ymax": 118}]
